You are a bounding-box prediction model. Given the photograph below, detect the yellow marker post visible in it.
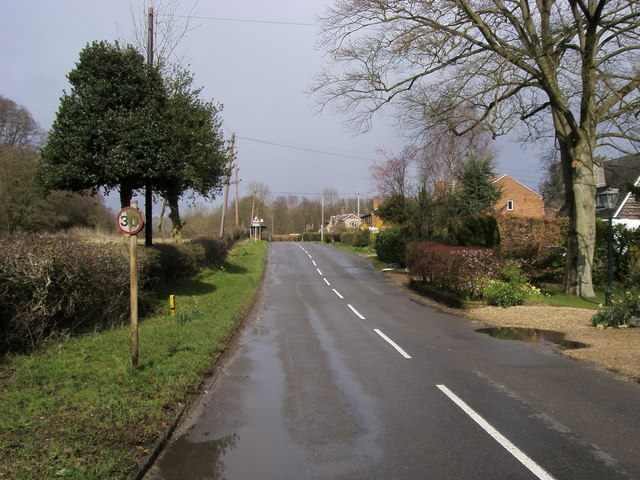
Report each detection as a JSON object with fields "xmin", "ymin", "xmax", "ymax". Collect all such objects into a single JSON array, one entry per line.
[{"xmin": 169, "ymin": 295, "xmax": 176, "ymax": 317}]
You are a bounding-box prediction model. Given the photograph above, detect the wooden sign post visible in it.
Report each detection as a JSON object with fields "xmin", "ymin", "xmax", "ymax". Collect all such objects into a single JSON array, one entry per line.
[{"xmin": 117, "ymin": 201, "xmax": 145, "ymax": 367}]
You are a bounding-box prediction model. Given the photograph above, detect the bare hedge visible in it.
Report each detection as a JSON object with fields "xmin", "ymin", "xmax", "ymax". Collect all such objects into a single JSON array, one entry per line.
[{"xmin": 0, "ymin": 233, "xmax": 230, "ymax": 354}]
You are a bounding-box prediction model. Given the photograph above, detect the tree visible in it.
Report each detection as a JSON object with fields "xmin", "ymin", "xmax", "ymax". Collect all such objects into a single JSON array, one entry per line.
[
  {"xmin": 157, "ymin": 67, "xmax": 227, "ymax": 239},
  {"xmin": 450, "ymin": 156, "xmax": 502, "ymax": 217},
  {"xmin": 39, "ymin": 41, "xmax": 168, "ymax": 208},
  {"xmin": 0, "ymin": 144, "xmax": 113, "ymax": 233},
  {"xmin": 416, "ymin": 122, "xmax": 494, "ymax": 197},
  {"xmin": 370, "ymin": 146, "xmax": 415, "ymax": 200},
  {"xmin": 0, "ymin": 145, "xmax": 53, "ymax": 232},
  {"xmin": 313, "ymin": 0, "xmax": 640, "ymax": 297},
  {"xmin": 0, "ymin": 96, "xmax": 42, "ymax": 148}
]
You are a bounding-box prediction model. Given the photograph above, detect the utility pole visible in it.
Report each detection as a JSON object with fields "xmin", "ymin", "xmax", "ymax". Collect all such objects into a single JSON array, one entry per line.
[
  {"xmin": 357, "ymin": 192, "xmax": 361, "ymax": 218},
  {"xmin": 144, "ymin": 6, "xmax": 154, "ymax": 247},
  {"xmin": 321, "ymin": 195, "xmax": 324, "ymax": 242},
  {"xmin": 219, "ymin": 133, "xmax": 235, "ymax": 238},
  {"xmin": 234, "ymin": 158, "xmax": 239, "ymax": 227}
]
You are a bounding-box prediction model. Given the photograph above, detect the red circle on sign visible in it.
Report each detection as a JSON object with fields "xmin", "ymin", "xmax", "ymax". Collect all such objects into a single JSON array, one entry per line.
[{"xmin": 117, "ymin": 207, "xmax": 145, "ymax": 235}]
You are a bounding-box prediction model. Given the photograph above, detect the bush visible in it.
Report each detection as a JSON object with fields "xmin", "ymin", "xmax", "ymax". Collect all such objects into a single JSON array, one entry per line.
[
  {"xmin": 355, "ymin": 228, "xmax": 371, "ymax": 247},
  {"xmin": 341, "ymin": 230, "xmax": 358, "ymax": 246},
  {"xmin": 406, "ymin": 242, "xmax": 499, "ymax": 298},
  {"xmin": 375, "ymin": 228, "xmax": 407, "ymax": 266},
  {"xmin": 452, "ymin": 214, "xmax": 500, "ymax": 247},
  {"xmin": 0, "ymin": 233, "xmax": 232, "ymax": 353},
  {"xmin": 496, "ymin": 216, "xmax": 568, "ymax": 282},
  {"xmin": 301, "ymin": 232, "xmax": 322, "ymax": 242},
  {"xmin": 146, "ymin": 243, "xmax": 204, "ymax": 281},
  {"xmin": 191, "ymin": 236, "xmax": 228, "ymax": 267},
  {"xmin": 591, "ymin": 291, "xmax": 640, "ymax": 328},
  {"xmin": 483, "ymin": 280, "xmax": 527, "ymax": 307},
  {"xmin": 0, "ymin": 234, "xmax": 141, "ymax": 352},
  {"xmin": 271, "ymin": 235, "xmax": 300, "ymax": 242}
]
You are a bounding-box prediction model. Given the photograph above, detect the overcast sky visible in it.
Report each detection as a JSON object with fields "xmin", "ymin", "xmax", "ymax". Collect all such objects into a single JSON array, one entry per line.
[{"xmin": 1, "ymin": 0, "xmax": 545, "ymax": 212}]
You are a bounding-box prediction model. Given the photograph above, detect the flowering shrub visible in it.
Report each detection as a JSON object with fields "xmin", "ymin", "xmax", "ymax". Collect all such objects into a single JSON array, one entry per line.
[
  {"xmin": 483, "ymin": 280, "xmax": 542, "ymax": 307},
  {"xmin": 591, "ymin": 291, "xmax": 640, "ymax": 328},
  {"xmin": 406, "ymin": 242, "xmax": 499, "ymax": 298}
]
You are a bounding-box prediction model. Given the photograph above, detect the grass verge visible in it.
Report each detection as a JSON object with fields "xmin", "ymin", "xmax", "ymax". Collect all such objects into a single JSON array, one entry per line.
[{"xmin": 0, "ymin": 240, "xmax": 268, "ymax": 480}]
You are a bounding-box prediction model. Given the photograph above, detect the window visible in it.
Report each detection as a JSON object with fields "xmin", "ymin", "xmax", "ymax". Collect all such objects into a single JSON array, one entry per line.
[
  {"xmin": 349, "ymin": 221, "xmax": 358, "ymax": 228},
  {"xmin": 506, "ymin": 200, "xmax": 514, "ymax": 211}
]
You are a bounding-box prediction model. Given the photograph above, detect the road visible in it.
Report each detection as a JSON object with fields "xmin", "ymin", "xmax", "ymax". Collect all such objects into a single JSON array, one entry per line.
[{"xmin": 145, "ymin": 242, "xmax": 640, "ymax": 480}]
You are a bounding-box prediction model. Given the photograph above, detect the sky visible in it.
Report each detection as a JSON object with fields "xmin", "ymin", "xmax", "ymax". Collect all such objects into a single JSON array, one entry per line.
[{"xmin": 1, "ymin": 0, "xmax": 545, "ymax": 213}]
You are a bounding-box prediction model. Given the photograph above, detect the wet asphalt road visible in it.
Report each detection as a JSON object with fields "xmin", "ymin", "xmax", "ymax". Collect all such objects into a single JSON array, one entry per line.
[{"xmin": 145, "ymin": 242, "xmax": 640, "ymax": 480}]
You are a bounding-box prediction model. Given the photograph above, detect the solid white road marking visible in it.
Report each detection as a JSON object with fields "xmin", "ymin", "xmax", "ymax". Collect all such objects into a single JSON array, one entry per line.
[
  {"xmin": 347, "ymin": 304, "xmax": 366, "ymax": 320},
  {"xmin": 332, "ymin": 289, "xmax": 344, "ymax": 299},
  {"xmin": 374, "ymin": 329, "xmax": 412, "ymax": 359},
  {"xmin": 436, "ymin": 385, "xmax": 556, "ymax": 480},
  {"xmin": 323, "ymin": 278, "xmax": 331, "ymax": 286},
  {"xmin": 317, "ymin": 268, "xmax": 323, "ymax": 276}
]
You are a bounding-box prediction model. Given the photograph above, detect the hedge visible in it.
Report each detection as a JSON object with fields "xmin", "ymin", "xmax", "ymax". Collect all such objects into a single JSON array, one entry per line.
[
  {"xmin": 496, "ymin": 216, "xmax": 568, "ymax": 281},
  {"xmin": 406, "ymin": 242, "xmax": 499, "ymax": 298},
  {"xmin": 0, "ymin": 233, "xmax": 230, "ymax": 354}
]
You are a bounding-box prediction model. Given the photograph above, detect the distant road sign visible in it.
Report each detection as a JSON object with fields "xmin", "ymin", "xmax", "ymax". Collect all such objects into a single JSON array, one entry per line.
[{"xmin": 117, "ymin": 206, "xmax": 145, "ymax": 235}]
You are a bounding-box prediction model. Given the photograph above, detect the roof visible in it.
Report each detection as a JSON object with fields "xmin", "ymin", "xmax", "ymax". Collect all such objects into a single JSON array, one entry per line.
[
  {"xmin": 596, "ymin": 155, "xmax": 640, "ymax": 220},
  {"xmin": 491, "ymin": 174, "xmax": 543, "ymax": 198}
]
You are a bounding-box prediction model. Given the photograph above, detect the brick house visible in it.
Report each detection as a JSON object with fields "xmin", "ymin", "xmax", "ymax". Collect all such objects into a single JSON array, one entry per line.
[
  {"xmin": 492, "ymin": 174, "xmax": 545, "ymax": 218},
  {"xmin": 360, "ymin": 197, "xmax": 384, "ymax": 231}
]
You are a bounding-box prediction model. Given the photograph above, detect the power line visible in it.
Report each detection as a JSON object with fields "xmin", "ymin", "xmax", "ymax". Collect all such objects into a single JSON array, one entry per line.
[
  {"xmin": 236, "ymin": 135, "xmax": 376, "ymax": 162},
  {"xmin": 167, "ymin": 14, "xmax": 318, "ymax": 27}
]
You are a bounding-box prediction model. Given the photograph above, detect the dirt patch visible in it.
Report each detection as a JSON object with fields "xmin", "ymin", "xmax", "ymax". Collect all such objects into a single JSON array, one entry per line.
[{"xmin": 383, "ymin": 272, "xmax": 640, "ymax": 384}]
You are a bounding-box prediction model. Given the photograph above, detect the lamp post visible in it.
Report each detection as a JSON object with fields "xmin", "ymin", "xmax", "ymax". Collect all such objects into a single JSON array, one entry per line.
[{"xmin": 598, "ymin": 187, "xmax": 619, "ymax": 306}]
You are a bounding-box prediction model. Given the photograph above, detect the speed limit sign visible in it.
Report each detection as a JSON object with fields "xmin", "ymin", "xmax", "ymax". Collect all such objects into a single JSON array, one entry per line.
[{"xmin": 117, "ymin": 206, "xmax": 145, "ymax": 235}]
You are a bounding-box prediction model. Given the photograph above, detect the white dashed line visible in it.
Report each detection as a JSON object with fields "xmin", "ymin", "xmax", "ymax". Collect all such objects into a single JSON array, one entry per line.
[
  {"xmin": 312, "ymin": 260, "xmax": 317, "ymax": 266},
  {"xmin": 332, "ymin": 289, "xmax": 344, "ymax": 299},
  {"xmin": 317, "ymin": 268, "xmax": 323, "ymax": 276},
  {"xmin": 437, "ymin": 385, "xmax": 556, "ymax": 480},
  {"xmin": 347, "ymin": 304, "xmax": 365, "ymax": 320},
  {"xmin": 374, "ymin": 329, "xmax": 412, "ymax": 359},
  {"xmin": 323, "ymin": 278, "xmax": 331, "ymax": 286}
]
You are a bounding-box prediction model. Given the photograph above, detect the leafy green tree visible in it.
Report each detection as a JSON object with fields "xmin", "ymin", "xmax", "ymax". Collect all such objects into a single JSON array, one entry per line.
[
  {"xmin": 449, "ymin": 156, "xmax": 502, "ymax": 218},
  {"xmin": 157, "ymin": 68, "xmax": 227, "ymax": 239},
  {"xmin": 39, "ymin": 41, "xmax": 168, "ymax": 208}
]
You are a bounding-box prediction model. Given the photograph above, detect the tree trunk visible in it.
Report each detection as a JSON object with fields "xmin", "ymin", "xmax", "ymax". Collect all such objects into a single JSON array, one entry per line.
[
  {"xmin": 157, "ymin": 197, "xmax": 167, "ymax": 234},
  {"xmin": 556, "ymin": 122, "xmax": 597, "ymax": 297},
  {"xmin": 119, "ymin": 184, "xmax": 133, "ymax": 209},
  {"xmin": 167, "ymin": 195, "xmax": 183, "ymax": 243}
]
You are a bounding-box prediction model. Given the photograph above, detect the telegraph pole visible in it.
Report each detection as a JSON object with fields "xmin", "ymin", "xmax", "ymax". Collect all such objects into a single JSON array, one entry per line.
[
  {"xmin": 234, "ymin": 158, "xmax": 239, "ymax": 227},
  {"xmin": 321, "ymin": 195, "xmax": 325, "ymax": 242},
  {"xmin": 145, "ymin": 6, "xmax": 154, "ymax": 247},
  {"xmin": 219, "ymin": 133, "xmax": 235, "ymax": 238}
]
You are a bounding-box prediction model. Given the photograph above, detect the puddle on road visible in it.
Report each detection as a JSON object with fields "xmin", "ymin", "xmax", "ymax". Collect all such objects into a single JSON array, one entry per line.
[
  {"xmin": 476, "ymin": 327, "xmax": 589, "ymax": 350},
  {"xmin": 155, "ymin": 432, "xmax": 239, "ymax": 479}
]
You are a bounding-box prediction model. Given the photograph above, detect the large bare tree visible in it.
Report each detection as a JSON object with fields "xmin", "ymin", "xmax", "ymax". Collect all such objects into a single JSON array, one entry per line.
[{"xmin": 312, "ymin": 0, "xmax": 640, "ymax": 297}]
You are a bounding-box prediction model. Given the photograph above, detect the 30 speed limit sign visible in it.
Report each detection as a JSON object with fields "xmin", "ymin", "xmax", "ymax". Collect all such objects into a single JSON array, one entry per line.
[{"xmin": 117, "ymin": 206, "xmax": 145, "ymax": 235}]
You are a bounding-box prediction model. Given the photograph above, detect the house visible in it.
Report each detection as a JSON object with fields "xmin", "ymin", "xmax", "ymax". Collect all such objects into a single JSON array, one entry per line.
[
  {"xmin": 359, "ymin": 198, "xmax": 384, "ymax": 231},
  {"xmin": 595, "ymin": 155, "xmax": 640, "ymax": 229},
  {"xmin": 492, "ymin": 174, "xmax": 545, "ymax": 218},
  {"xmin": 326, "ymin": 212, "xmax": 362, "ymax": 232}
]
